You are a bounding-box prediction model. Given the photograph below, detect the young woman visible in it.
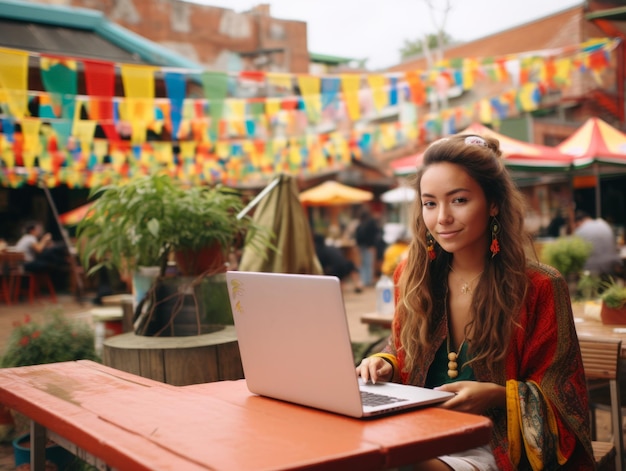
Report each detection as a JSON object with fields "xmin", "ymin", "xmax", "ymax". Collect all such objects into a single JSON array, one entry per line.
[{"xmin": 357, "ymin": 134, "xmax": 593, "ymax": 470}]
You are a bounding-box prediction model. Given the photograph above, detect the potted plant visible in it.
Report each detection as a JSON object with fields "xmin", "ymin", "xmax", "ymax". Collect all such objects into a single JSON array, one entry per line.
[
  {"xmin": 599, "ymin": 277, "xmax": 626, "ymax": 325},
  {"xmin": 76, "ymin": 173, "xmax": 275, "ymax": 337}
]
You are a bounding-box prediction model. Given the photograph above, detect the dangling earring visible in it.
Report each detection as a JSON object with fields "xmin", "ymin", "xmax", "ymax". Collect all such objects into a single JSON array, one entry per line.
[
  {"xmin": 426, "ymin": 231, "xmax": 436, "ymax": 260},
  {"xmin": 490, "ymin": 216, "xmax": 500, "ymax": 258}
]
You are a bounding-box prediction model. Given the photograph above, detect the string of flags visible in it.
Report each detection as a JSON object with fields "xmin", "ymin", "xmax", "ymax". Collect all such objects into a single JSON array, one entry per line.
[{"xmin": 0, "ymin": 37, "xmax": 618, "ymax": 188}]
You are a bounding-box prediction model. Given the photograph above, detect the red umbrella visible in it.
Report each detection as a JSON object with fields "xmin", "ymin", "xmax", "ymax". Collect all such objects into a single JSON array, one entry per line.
[{"xmin": 59, "ymin": 202, "xmax": 94, "ymax": 225}]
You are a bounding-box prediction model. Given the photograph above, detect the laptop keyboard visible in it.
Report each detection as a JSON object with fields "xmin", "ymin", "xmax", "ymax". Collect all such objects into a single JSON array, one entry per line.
[{"xmin": 360, "ymin": 390, "xmax": 405, "ymax": 407}]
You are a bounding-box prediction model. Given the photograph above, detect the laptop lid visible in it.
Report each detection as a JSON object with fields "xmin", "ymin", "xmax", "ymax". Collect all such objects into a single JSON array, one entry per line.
[{"xmin": 226, "ymin": 271, "xmax": 453, "ymax": 418}]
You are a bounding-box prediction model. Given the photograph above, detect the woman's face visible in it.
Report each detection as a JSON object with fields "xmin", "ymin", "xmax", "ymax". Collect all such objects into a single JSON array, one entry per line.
[{"xmin": 420, "ymin": 162, "xmax": 496, "ymax": 257}]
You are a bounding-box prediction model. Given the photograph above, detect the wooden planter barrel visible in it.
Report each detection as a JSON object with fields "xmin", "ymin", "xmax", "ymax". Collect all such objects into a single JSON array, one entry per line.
[{"xmin": 102, "ymin": 326, "xmax": 243, "ymax": 386}]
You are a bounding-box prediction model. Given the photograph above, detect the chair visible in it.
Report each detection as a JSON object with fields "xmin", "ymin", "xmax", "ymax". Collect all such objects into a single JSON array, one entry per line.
[
  {"xmin": 0, "ymin": 250, "xmax": 11, "ymax": 304},
  {"xmin": 579, "ymin": 337, "xmax": 623, "ymax": 471},
  {"xmin": 4, "ymin": 251, "xmax": 57, "ymax": 304}
]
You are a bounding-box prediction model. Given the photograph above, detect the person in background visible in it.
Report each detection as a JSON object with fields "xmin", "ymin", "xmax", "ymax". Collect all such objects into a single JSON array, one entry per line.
[
  {"xmin": 381, "ymin": 224, "xmax": 410, "ymax": 277},
  {"xmin": 545, "ymin": 209, "xmax": 566, "ymax": 238},
  {"xmin": 14, "ymin": 221, "xmax": 67, "ymax": 273},
  {"xmin": 313, "ymin": 233, "xmax": 363, "ymax": 293},
  {"xmin": 356, "ymin": 134, "xmax": 593, "ymax": 469},
  {"xmin": 574, "ymin": 209, "xmax": 622, "ymax": 279},
  {"xmin": 355, "ymin": 207, "xmax": 379, "ymax": 287}
]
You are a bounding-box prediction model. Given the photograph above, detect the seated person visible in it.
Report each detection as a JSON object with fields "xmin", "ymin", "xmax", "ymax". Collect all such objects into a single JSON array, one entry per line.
[
  {"xmin": 14, "ymin": 221, "xmax": 68, "ymax": 273},
  {"xmin": 574, "ymin": 210, "xmax": 622, "ymax": 279},
  {"xmin": 313, "ymin": 233, "xmax": 363, "ymax": 293}
]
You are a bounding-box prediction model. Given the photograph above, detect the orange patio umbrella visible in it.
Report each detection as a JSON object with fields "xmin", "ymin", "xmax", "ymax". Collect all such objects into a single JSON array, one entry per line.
[{"xmin": 298, "ymin": 181, "xmax": 373, "ymax": 206}]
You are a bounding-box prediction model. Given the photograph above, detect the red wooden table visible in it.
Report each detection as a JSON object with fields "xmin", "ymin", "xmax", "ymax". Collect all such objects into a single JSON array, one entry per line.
[{"xmin": 0, "ymin": 360, "xmax": 492, "ymax": 471}]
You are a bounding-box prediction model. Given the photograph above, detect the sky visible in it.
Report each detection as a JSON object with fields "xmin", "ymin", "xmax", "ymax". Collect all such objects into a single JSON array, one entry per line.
[{"xmin": 190, "ymin": 0, "xmax": 583, "ymax": 70}]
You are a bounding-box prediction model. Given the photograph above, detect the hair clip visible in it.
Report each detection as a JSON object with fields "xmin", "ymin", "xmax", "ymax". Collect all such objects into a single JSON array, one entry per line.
[{"xmin": 464, "ymin": 135, "xmax": 487, "ymax": 147}]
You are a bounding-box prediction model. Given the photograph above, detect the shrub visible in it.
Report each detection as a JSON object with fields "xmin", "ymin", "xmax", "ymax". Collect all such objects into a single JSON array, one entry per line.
[
  {"xmin": 1, "ymin": 310, "xmax": 99, "ymax": 368},
  {"xmin": 540, "ymin": 236, "xmax": 592, "ymax": 277}
]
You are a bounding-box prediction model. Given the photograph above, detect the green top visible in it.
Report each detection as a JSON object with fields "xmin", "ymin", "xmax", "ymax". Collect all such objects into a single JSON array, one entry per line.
[{"xmin": 425, "ymin": 340, "xmax": 475, "ymax": 387}]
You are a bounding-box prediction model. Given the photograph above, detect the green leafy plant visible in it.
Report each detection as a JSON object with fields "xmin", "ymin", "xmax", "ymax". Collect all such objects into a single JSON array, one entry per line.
[
  {"xmin": 577, "ymin": 271, "xmax": 602, "ymax": 300},
  {"xmin": 76, "ymin": 173, "xmax": 275, "ymax": 277},
  {"xmin": 540, "ymin": 236, "xmax": 592, "ymax": 277},
  {"xmin": 1, "ymin": 310, "xmax": 99, "ymax": 368},
  {"xmin": 600, "ymin": 278, "xmax": 626, "ymax": 309}
]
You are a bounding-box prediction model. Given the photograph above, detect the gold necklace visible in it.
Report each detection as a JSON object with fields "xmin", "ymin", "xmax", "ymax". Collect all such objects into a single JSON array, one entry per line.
[
  {"xmin": 448, "ymin": 265, "xmax": 483, "ymax": 295},
  {"xmin": 445, "ymin": 292, "xmax": 466, "ymax": 379}
]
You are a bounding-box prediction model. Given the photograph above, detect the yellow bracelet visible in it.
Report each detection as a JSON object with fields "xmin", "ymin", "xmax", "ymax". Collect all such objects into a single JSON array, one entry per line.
[{"xmin": 370, "ymin": 353, "xmax": 398, "ymax": 378}]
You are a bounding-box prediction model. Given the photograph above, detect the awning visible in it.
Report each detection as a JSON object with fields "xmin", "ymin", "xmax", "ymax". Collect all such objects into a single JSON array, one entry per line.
[
  {"xmin": 59, "ymin": 202, "xmax": 94, "ymax": 225},
  {"xmin": 390, "ymin": 123, "xmax": 573, "ymax": 176}
]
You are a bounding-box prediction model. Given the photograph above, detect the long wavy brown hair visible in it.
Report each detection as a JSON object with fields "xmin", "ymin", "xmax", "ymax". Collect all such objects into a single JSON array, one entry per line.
[{"xmin": 397, "ymin": 133, "xmax": 534, "ymax": 376}]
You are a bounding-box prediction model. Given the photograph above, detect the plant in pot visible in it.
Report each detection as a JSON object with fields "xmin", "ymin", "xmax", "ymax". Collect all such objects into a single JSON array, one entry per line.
[
  {"xmin": 76, "ymin": 173, "xmax": 275, "ymax": 337},
  {"xmin": 598, "ymin": 277, "xmax": 626, "ymax": 325}
]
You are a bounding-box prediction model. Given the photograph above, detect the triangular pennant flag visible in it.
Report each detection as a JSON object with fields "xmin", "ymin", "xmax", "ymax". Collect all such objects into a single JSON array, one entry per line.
[
  {"xmin": 320, "ymin": 77, "xmax": 340, "ymax": 110},
  {"xmin": 164, "ymin": 71, "xmax": 186, "ymax": 140},
  {"xmin": 366, "ymin": 75, "xmax": 388, "ymax": 111},
  {"xmin": 83, "ymin": 59, "xmax": 118, "ymax": 140},
  {"xmin": 267, "ymin": 72, "xmax": 292, "ymax": 91},
  {"xmin": 340, "ymin": 74, "xmax": 361, "ymax": 121},
  {"xmin": 40, "ymin": 56, "xmax": 77, "ymax": 119},
  {"xmin": 120, "ymin": 64, "xmax": 156, "ymax": 141},
  {"xmin": 0, "ymin": 48, "xmax": 29, "ymax": 118},
  {"xmin": 200, "ymin": 71, "xmax": 229, "ymax": 134},
  {"xmin": 297, "ymin": 75, "xmax": 321, "ymax": 123}
]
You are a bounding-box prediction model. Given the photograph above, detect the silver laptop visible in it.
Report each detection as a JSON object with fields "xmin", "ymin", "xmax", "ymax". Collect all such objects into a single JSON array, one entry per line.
[{"xmin": 225, "ymin": 271, "xmax": 454, "ymax": 418}]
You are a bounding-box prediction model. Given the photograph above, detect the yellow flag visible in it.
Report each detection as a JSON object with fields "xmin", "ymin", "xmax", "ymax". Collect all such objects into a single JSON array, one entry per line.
[
  {"xmin": 519, "ymin": 83, "xmax": 539, "ymax": 112},
  {"xmin": 555, "ymin": 58, "xmax": 572, "ymax": 86},
  {"xmin": 120, "ymin": 64, "xmax": 156, "ymax": 143},
  {"xmin": 21, "ymin": 118, "xmax": 42, "ymax": 162},
  {"xmin": 93, "ymin": 139, "xmax": 108, "ymax": 164},
  {"xmin": 0, "ymin": 48, "xmax": 29, "ymax": 118},
  {"xmin": 367, "ymin": 75, "xmax": 388, "ymax": 112},
  {"xmin": 73, "ymin": 120, "xmax": 97, "ymax": 156},
  {"xmin": 297, "ymin": 75, "xmax": 321, "ymax": 122},
  {"xmin": 478, "ymin": 99, "xmax": 493, "ymax": 124},
  {"xmin": 341, "ymin": 74, "xmax": 361, "ymax": 121},
  {"xmin": 267, "ymin": 73, "xmax": 293, "ymax": 90},
  {"xmin": 462, "ymin": 58, "xmax": 477, "ymax": 91},
  {"xmin": 265, "ymin": 98, "xmax": 281, "ymax": 120}
]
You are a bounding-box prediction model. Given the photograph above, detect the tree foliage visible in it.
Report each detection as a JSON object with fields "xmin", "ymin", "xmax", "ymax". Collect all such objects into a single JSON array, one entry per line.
[{"xmin": 400, "ymin": 32, "xmax": 453, "ymax": 60}]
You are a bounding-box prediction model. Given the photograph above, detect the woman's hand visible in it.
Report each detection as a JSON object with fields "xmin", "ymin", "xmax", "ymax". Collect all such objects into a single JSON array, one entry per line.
[
  {"xmin": 434, "ymin": 381, "xmax": 506, "ymax": 414},
  {"xmin": 356, "ymin": 357, "xmax": 393, "ymax": 384}
]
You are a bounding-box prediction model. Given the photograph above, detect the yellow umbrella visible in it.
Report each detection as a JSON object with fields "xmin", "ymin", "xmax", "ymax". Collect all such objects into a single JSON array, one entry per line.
[{"xmin": 299, "ymin": 181, "xmax": 373, "ymax": 206}]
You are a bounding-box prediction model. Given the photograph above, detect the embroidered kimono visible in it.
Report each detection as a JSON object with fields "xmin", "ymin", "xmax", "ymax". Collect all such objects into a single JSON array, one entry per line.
[{"xmin": 387, "ymin": 261, "xmax": 594, "ymax": 470}]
